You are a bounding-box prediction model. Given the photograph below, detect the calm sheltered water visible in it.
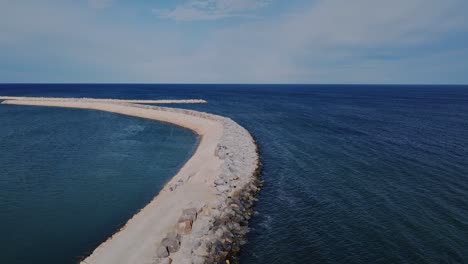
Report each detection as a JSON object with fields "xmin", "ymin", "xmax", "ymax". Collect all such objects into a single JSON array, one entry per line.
[
  {"xmin": 0, "ymin": 103, "xmax": 198, "ymax": 264},
  {"xmin": 1, "ymin": 84, "xmax": 468, "ymax": 263}
]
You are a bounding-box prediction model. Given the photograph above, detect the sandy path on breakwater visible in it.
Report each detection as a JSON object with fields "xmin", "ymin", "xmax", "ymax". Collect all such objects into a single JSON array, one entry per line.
[{"xmin": 1, "ymin": 98, "xmax": 260, "ymax": 264}]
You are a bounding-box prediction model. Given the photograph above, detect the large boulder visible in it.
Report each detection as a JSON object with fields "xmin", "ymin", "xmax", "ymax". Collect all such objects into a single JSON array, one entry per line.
[
  {"xmin": 161, "ymin": 237, "xmax": 180, "ymax": 253},
  {"xmin": 177, "ymin": 220, "xmax": 193, "ymax": 235},
  {"xmin": 180, "ymin": 208, "xmax": 198, "ymax": 222},
  {"xmin": 156, "ymin": 245, "xmax": 169, "ymax": 258}
]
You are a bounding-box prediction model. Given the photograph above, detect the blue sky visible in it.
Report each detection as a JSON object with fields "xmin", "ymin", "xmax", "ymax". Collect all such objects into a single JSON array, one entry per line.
[{"xmin": 1, "ymin": 0, "xmax": 467, "ymax": 84}]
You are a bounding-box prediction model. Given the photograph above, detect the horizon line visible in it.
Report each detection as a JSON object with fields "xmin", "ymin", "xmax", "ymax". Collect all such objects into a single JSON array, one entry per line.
[{"xmin": 1, "ymin": 83, "xmax": 467, "ymax": 86}]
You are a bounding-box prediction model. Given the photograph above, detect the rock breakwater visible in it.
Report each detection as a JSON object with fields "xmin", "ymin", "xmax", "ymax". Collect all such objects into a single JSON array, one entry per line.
[
  {"xmin": 1, "ymin": 98, "xmax": 261, "ymax": 264},
  {"xmin": 138, "ymin": 104, "xmax": 262, "ymax": 264}
]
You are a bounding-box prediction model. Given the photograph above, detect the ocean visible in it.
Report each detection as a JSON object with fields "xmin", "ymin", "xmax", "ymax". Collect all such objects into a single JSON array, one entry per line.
[{"xmin": 0, "ymin": 84, "xmax": 467, "ymax": 263}]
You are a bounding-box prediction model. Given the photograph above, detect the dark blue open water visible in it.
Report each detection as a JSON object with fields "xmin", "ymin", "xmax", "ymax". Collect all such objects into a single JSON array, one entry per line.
[{"xmin": 0, "ymin": 84, "xmax": 467, "ymax": 263}]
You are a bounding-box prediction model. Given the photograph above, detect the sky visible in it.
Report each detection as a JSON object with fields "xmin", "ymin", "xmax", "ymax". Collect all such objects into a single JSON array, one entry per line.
[{"xmin": 1, "ymin": 0, "xmax": 467, "ymax": 84}]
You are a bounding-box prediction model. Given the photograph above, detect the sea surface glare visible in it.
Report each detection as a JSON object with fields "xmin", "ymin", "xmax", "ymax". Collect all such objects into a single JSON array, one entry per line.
[{"xmin": 0, "ymin": 84, "xmax": 467, "ymax": 264}]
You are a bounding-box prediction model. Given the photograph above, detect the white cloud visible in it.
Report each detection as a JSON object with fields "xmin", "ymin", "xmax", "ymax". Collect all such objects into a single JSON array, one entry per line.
[
  {"xmin": 87, "ymin": 0, "xmax": 113, "ymax": 9},
  {"xmin": 145, "ymin": 0, "xmax": 468, "ymax": 83},
  {"xmin": 1, "ymin": 0, "xmax": 467, "ymax": 83},
  {"xmin": 282, "ymin": 0, "xmax": 468, "ymax": 48},
  {"xmin": 153, "ymin": 0, "xmax": 271, "ymax": 21}
]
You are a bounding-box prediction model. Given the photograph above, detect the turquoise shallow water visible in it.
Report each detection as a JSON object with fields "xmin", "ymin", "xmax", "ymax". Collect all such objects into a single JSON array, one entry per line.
[
  {"xmin": 1, "ymin": 84, "xmax": 468, "ymax": 264},
  {"xmin": 0, "ymin": 103, "xmax": 198, "ymax": 264}
]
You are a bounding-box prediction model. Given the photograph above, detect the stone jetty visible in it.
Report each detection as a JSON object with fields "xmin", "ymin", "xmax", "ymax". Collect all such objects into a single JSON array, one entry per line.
[{"xmin": 1, "ymin": 97, "xmax": 261, "ymax": 264}]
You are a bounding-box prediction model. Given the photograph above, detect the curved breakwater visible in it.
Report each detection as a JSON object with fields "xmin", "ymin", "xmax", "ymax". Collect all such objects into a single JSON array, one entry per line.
[{"xmin": 1, "ymin": 98, "xmax": 261, "ymax": 264}]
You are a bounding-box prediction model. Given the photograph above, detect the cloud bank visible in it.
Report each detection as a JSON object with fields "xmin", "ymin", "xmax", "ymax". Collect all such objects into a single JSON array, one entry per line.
[
  {"xmin": 0, "ymin": 0, "xmax": 467, "ymax": 83},
  {"xmin": 153, "ymin": 0, "xmax": 271, "ymax": 21}
]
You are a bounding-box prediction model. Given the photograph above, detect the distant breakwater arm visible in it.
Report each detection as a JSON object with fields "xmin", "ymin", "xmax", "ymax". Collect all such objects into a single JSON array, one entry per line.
[
  {"xmin": 1, "ymin": 98, "xmax": 261, "ymax": 264},
  {"xmin": 0, "ymin": 96, "xmax": 207, "ymax": 104}
]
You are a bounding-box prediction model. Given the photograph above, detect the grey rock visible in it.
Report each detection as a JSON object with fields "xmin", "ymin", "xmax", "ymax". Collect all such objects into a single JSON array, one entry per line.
[
  {"xmin": 214, "ymin": 144, "xmax": 229, "ymax": 159},
  {"xmin": 216, "ymin": 184, "xmax": 230, "ymax": 193},
  {"xmin": 180, "ymin": 208, "xmax": 198, "ymax": 222},
  {"xmin": 156, "ymin": 245, "xmax": 169, "ymax": 258},
  {"xmin": 192, "ymin": 217, "xmax": 212, "ymax": 238},
  {"xmin": 214, "ymin": 179, "xmax": 226, "ymax": 186},
  {"xmin": 192, "ymin": 240, "xmax": 201, "ymax": 249},
  {"xmin": 192, "ymin": 242, "xmax": 210, "ymax": 257},
  {"xmin": 214, "ymin": 228, "xmax": 224, "ymax": 239},
  {"xmin": 162, "ymin": 237, "xmax": 180, "ymax": 253}
]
